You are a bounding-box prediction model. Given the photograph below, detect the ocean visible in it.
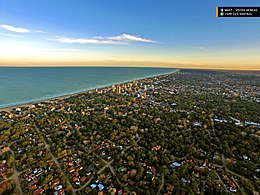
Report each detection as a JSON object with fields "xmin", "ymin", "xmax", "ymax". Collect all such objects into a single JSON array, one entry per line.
[{"xmin": 0, "ymin": 67, "xmax": 176, "ymax": 108}]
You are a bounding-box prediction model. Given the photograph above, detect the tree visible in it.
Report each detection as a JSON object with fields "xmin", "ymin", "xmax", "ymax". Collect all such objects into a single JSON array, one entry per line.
[
  {"xmin": 7, "ymin": 155, "xmax": 15, "ymax": 168},
  {"xmin": 44, "ymin": 175, "xmax": 53, "ymax": 184}
]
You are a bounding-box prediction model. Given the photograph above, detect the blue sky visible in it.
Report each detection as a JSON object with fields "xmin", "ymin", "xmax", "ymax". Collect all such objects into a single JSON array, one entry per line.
[{"xmin": 0, "ymin": 0, "xmax": 260, "ymax": 69}]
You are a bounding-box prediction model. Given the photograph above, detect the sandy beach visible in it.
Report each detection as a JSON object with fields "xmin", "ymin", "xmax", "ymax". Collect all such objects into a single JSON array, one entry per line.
[
  {"xmin": 0, "ymin": 70, "xmax": 177, "ymax": 113},
  {"xmin": 0, "ymin": 93, "xmax": 77, "ymax": 113}
]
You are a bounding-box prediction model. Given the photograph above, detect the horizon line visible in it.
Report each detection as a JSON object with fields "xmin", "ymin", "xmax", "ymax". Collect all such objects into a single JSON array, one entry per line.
[{"xmin": 0, "ymin": 65, "xmax": 259, "ymax": 71}]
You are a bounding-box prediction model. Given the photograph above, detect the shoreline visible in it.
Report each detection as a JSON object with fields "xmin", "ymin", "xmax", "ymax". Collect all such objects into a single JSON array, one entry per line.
[{"xmin": 0, "ymin": 69, "xmax": 179, "ymax": 112}]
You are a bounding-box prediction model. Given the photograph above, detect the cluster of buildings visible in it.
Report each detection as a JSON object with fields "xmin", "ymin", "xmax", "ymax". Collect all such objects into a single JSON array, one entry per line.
[
  {"xmin": 0, "ymin": 70, "xmax": 259, "ymax": 194},
  {"xmin": 93, "ymin": 78, "xmax": 157, "ymax": 99},
  {"xmin": 222, "ymin": 175, "xmax": 237, "ymax": 193},
  {"xmin": 23, "ymin": 165, "xmax": 65, "ymax": 195},
  {"xmin": 170, "ymin": 159, "xmax": 240, "ymax": 193},
  {"xmin": 61, "ymin": 155, "xmax": 88, "ymax": 186},
  {"xmin": 0, "ymin": 160, "xmax": 8, "ymax": 180},
  {"xmin": 151, "ymin": 145, "xmax": 161, "ymax": 151}
]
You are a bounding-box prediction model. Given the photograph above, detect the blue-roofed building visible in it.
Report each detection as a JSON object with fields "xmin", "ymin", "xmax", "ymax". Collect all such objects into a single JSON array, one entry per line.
[
  {"xmin": 90, "ymin": 184, "xmax": 97, "ymax": 189},
  {"xmin": 98, "ymin": 184, "xmax": 104, "ymax": 191},
  {"xmin": 170, "ymin": 162, "xmax": 181, "ymax": 168}
]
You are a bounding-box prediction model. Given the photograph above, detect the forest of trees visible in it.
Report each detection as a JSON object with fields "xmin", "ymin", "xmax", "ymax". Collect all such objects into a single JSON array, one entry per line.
[{"xmin": 0, "ymin": 70, "xmax": 259, "ymax": 194}]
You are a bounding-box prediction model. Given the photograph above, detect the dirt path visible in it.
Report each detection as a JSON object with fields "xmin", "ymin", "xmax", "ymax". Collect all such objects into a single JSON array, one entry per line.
[
  {"xmin": 75, "ymin": 176, "xmax": 94, "ymax": 192},
  {"xmin": 11, "ymin": 164, "xmax": 23, "ymax": 195},
  {"xmin": 214, "ymin": 170, "xmax": 228, "ymax": 192},
  {"xmin": 33, "ymin": 121, "xmax": 76, "ymax": 195},
  {"xmin": 221, "ymin": 154, "xmax": 251, "ymax": 182},
  {"xmin": 97, "ymin": 157, "xmax": 122, "ymax": 185},
  {"xmin": 156, "ymin": 173, "xmax": 164, "ymax": 195},
  {"xmin": 33, "ymin": 120, "xmax": 123, "ymax": 194},
  {"xmin": 231, "ymin": 176, "xmax": 246, "ymax": 195},
  {"xmin": 0, "ymin": 164, "xmax": 27, "ymax": 195}
]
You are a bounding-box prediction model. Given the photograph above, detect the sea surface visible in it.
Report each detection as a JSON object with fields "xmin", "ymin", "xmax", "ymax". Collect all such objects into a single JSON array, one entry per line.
[{"xmin": 0, "ymin": 67, "xmax": 176, "ymax": 108}]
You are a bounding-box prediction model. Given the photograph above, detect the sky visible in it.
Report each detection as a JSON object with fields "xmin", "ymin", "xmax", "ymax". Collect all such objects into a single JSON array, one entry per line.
[{"xmin": 0, "ymin": 0, "xmax": 260, "ymax": 70}]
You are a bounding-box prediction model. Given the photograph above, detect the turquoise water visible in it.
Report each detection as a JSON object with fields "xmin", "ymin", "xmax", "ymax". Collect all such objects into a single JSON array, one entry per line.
[{"xmin": 0, "ymin": 67, "xmax": 176, "ymax": 108}]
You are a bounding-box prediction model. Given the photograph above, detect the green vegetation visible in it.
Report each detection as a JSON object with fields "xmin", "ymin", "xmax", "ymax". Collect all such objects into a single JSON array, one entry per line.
[{"xmin": 0, "ymin": 70, "xmax": 259, "ymax": 194}]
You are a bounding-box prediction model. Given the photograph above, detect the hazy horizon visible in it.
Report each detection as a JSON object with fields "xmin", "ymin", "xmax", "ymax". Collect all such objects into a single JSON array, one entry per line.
[{"xmin": 0, "ymin": 63, "xmax": 259, "ymax": 71}]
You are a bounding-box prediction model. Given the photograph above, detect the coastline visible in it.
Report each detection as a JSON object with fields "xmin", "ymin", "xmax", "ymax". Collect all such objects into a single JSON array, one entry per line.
[{"xmin": 0, "ymin": 69, "xmax": 179, "ymax": 112}]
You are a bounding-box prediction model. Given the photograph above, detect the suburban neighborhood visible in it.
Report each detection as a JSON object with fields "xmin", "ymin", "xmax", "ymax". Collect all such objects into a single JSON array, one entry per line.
[{"xmin": 0, "ymin": 70, "xmax": 259, "ymax": 194}]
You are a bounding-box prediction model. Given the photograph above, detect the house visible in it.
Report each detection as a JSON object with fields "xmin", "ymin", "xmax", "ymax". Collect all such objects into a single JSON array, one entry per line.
[
  {"xmin": 170, "ymin": 162, "xmax": 181, "ymax": 168},
  {"xmin": 58, "ymin": 189, "xmax": 65, "ymax": 195},
  {"xmin": 118, "ymin": 189, "xmax": 123, "ymax": 195},
  {"xmin": 151, "ymin": 145, "xmax": 161, "ymax": 151},
  {"xmin": 74, "ymin": 171, "xmax": 79, "ymax": 177},
  {"xmin": 0, "ymin": 147, "xmax": 10, "ymax": 155},
  {"xmin": 73, "ymin": 177, "xmax": 79, "ymax": 182},
  {"xmin": 98, "ymin": 184, "xmax": 104, "ymax": 191},
  {"xmin": 77, "ymin": 166, "xmax": 83, "ymax": 171},
  {"xmin": 52, "ymin": 179, "xmax": 60, "ymax": 185},
  {"xmin": 90, "ymin": 184, "xmax": 97, "ymax": 189},
  {"xmin": 8, "ymin": 113, "xmax": 13, "ymax": 119},
  {"xmin": 80, "ymin": 176, "xmax": 87, "ymax": 182},
  {"xmin": 108, "ymin": 187, "xmax": 117, "ymax": 194},
  {"xmin": 34, "ymin": 189, "xmax": 43, "ymax": 195},
  {"xmin": 193, "ymin": 122, "xmax": 202, "ymax": 126},
  {"xmin": 166, "ymin": 184, "xmax": 175, "ymax": 194},
  {"xmin": 243, "ymin": 155, "xmax": 250, "ymax": 161},
  {"xmin": 33, "ymin": 178, "xmax": 38, "ymax": 184},
  {"xmin": 29, "ymin": 185, "xmax": 37, "ymax": 191},
  {"xmin": 230, "ymin": 187, "xmax": 237, "ymax": 192},
  {"xmin": 214, "ymin": 119, "xmax": 227, "ymax": 123},
  {"xmin": 54, "ymin": 185, "xmax": 62, "ymax": 191},
  {"xmin": 69, "ymin": 167, "xmax": 75, "ymax": 173}
]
